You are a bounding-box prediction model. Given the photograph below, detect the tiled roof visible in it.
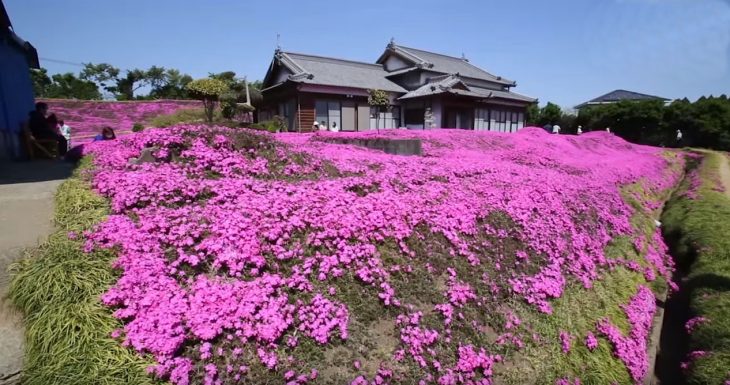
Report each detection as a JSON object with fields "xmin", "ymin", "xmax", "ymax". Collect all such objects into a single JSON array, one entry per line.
[
  {"xmin": 399, "ymin": 74, "xmax": 535, "ymax": 104},
  {"xmin": 384, "ymin": 44, "xmax": 516, "ymax": 86},
  {"xmin": 275, "ymin": 51, "xmax": 407, "ymax": 93},
  {"xmin": 576, "ymin": 89, "xmax": 668, "ymax": 108}
]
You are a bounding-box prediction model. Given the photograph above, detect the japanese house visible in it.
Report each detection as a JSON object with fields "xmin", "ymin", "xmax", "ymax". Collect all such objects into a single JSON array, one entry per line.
[{"xmin": 260, "ymin": 41, "xmax": 536, "ymax": 132}]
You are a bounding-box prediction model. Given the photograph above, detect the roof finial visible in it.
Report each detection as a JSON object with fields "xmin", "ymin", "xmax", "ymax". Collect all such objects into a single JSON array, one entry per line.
[
  {"xmin": 389, "ymin": 37, "xmax": 395, "ymax": 46},
  {"xmin": 461, "ymin": 52, "xmax": 468, "ymax": 62},
  {"xmin": 276, "ymin": 33, "xmax": 281, "ymax": 52}
]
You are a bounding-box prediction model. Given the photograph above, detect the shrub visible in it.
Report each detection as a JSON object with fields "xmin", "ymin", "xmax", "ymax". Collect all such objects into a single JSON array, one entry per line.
[
  {"xmin": 131, "ymin": 122, "xmax": 144, "ymax": 132},
  {"xmin": 186, "ymin": 78, "xmax": 228, "ymax": 123},
  {"xmin": 149, "ymin": 108, "xmax": 208, "ymax": 128},
  {"xmin": 250, "ymin": 116, "xmax": 287, "ymax": 133}
]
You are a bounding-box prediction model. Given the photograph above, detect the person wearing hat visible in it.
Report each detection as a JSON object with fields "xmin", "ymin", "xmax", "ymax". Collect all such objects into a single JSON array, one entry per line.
[{"xmin": 312, "ymin": 121, "xmax": 320, "ymax": 131}]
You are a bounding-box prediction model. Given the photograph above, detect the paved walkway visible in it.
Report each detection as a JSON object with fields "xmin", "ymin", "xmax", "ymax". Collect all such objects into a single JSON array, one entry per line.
[{"xmin": 0, "ymin": 161, "xmax": 72, "ymax": 385}]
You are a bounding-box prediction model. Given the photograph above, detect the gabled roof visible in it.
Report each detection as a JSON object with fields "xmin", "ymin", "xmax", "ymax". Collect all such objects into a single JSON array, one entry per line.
[
  {"xmin": 1, "ymin": 0, "xmax": 11, "ymax": 30},
  {"xmin": 1, "ymin": 0, "xmax": 39, "ymax": 68},
  {"xmin": 377, "ymin": 43, "xmax": 516, "ymax": 86},
  {"xmin": 263, "ymin": 50, "xmax": 406, "ymax": 93},
  {"xmin": 399, "ymin": 74, "xmax": 536, "ymax": 104},
  {"xmin": 576, "ymin": 89, "xmax": 668, "ymax": 108}
]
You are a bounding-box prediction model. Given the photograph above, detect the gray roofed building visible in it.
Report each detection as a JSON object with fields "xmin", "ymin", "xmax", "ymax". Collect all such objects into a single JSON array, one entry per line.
[
  {"xmin": 269, "ymin": 52, "xmax": 406, "ymax": 93},
  {"xmin": 260, "ymin": 40, "xmax": 536, "ymax": 133},
  {"xmin": 576, "ymin": 89, "xmax": 669, "ymax": 109}
]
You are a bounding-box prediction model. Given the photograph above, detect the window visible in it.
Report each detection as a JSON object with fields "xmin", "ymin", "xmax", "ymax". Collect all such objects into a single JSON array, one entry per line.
[{"xmin": 475, "ymin": 108, "xmax": 489, "ymax": 130}]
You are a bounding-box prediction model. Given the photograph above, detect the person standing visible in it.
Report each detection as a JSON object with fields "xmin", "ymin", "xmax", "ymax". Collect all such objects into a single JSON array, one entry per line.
[
  {"xmin": 552, "ymin": 124, "xmax": 561, "ymax": 134},
  {"xmin": 676, "ymin": 129, "xmax": 683, "ymax": 146},
  {"xmin": 312, "ymin": 121, "xmax": 320, "ymax": 131},
  {"xmin": 59, "ymin": 119, "xmax": 72, "ymax": 150},
  {"xmin": 577, "ymin": 125, "xmax": 583, "ymax": 135},
  {"xmin": 330, "ymin": 121, "xmax": 340, "ymax": 132},
  {"xmin": 606, "ymin": 127, "xmax": 611, "ymax": 134}
]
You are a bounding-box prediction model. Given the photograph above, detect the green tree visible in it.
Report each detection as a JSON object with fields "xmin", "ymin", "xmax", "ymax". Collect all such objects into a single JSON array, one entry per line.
[
  {"xmin": 368, "ymin": 89, "xmax": 389, "ymax": 131},
  {"xmin": 525, "ymin": 103, "xmax": 540, "ymax": 125},
  {"xmin": 46, "ymin": 73, "xmax": 102, "ymax": 100},
  {"xmin": 186, "ymin": 78, "xmax": 228, "ymax": 122},
  {"xmin": 80, "ymin": 63, "xmax": 120, "ymax": 95},
  {"xmin": 30, "ymin": 68, "xmax": 52, "ymax": 97},
  {"xmin": 538, "ymin": 102, "xmax": 563, "ymax": 126},
  {"xmin": 148, "ymin": 69, "xmax": 193, "ymax": 99}
]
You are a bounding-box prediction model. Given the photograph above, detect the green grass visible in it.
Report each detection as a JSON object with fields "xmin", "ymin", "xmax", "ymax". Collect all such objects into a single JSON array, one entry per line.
[
  {"xmin": 148, "ymin": 107, "xmax": 210, "ymax": 128},
  {"xmin": 7, "ymin": 158, "xmax": 157, "ymax": 385},
  {"xmin": 661, "ymin": 151, "xmax": 730, "ymax": 385}
]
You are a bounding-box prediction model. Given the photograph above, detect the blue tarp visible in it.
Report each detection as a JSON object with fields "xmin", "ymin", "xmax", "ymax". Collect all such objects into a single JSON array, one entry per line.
[{"xmin": 0, "ymin": 38, "xmax": 35, "ymax": 158}]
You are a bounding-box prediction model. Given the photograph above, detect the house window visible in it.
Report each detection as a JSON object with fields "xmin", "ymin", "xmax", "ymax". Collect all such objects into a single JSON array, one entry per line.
[
  {"xmin": 493, "ymin": 109, "xmax": 507, "ymax": 132},
  {"xmin": 510, "ymin": 112, "xmax": 519, "ymax": 132},
  {"xmin": 475, "ymin": 108, "xmax": 489, "ymax": 130}
]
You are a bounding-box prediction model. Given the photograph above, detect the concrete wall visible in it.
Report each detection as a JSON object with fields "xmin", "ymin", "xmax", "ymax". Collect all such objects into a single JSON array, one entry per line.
[{"xmin": 0, "ymin": 42, "xmax": 35, "ymax": 160}]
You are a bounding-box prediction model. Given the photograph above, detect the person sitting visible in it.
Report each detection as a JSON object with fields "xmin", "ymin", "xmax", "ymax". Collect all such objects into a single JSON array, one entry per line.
[
  {"xmin": 93, "ymin": 127, "xmax": 117, "ymax": 141},
  {"xmin": 28, "ymin": 102, "xmax": 66, "ymax": 156},
  {"xmin": 41, "ymin": 111, "xmax": 68, "ymax": 156}
]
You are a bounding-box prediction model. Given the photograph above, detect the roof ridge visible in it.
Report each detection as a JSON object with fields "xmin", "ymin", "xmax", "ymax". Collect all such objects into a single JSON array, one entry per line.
[
  {"xmin": 283, "ymin": 51, "xmax": 385, "ymax": 68},
  {"xmin": 394, "ymin": 44, "xmax": 514, "ymax": 84}
]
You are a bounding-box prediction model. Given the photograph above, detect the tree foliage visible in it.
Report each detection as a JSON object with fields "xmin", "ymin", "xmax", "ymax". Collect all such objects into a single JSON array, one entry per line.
[
  {"xmin": 31, "ymin": 69, "xmax": 102, "ymax": 100},
  {"xmin": 367, "ymin": 89, "xmax": 389, "ymax": 107},
  {"xmin": 536, "ymin": 96, "xmax": 730, "ymax": 150},
  {"xmin": 186, "ymin": 78, "xmax": 229, "ymax": 122}
]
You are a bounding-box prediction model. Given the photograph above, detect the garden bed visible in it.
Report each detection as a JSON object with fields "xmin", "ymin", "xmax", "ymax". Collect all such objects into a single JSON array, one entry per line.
[{"xmin": 10, "ymin": 125, "xmax": 686, "ymax": 385}]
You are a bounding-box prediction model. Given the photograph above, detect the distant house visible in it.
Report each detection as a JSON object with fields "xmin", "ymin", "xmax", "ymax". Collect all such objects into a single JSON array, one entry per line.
[
  {"xmin": 260, "ymin": 41, "xmax": 536, "ymax": 132},
  {"xmin": 575, "ymin": 89, "xmax": 669, "ymax": 110},
  {"xmin": 0, "ymin": 0, "xmax": 39, "ymax": 159}
]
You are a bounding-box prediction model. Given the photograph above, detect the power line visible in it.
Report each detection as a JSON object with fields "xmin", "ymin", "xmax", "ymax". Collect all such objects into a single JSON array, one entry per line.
[{"xmin": 39, "ymin": 57, "xmax": 86, "ymax": 67}]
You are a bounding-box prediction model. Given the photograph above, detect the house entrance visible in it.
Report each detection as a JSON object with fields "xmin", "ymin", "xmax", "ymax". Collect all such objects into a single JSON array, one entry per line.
[{"xmin": 444, "ymin": 107, "xmax": 473, "ymax": 129}]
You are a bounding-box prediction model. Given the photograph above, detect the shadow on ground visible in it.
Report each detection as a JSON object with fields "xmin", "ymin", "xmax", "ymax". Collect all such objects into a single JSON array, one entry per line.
[{"xmin": 0, "ymin": 161, "xmax": 74, "ymax": 185}]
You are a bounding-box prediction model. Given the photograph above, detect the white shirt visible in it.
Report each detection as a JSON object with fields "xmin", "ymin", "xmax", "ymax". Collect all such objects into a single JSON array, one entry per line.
[
  {"xmin": 330, "ymin": 124, "xmax": 340, "ymax": 132},
  {"xmin": 60, "ymin": 124, "xmax": 71, "ymax": 139},
  {"xmin": 676, "ymin": 131, "xmax": 683, "ymax": 140},
  {"xmin": 552, "ymin": 125, "xmax": 560, "ymax": 134},
  {"xmin": 577, "ymin": 127, "xmax": 583, "ymax": 135}
]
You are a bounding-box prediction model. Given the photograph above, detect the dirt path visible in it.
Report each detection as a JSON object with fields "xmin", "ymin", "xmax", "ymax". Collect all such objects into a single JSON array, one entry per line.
[
  {"xmin": 718, "ymin": 152, "xmax": 730, "ymax": 197},
  {"xmin": 0, "ymin": 161, "xmax": 72, "ymax": 385}
]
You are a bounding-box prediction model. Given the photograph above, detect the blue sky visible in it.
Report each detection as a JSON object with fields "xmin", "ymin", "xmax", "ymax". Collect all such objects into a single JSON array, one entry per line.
[{"xmin": 6, "ymin": 0, "xmax": 730, "ymax": 108}]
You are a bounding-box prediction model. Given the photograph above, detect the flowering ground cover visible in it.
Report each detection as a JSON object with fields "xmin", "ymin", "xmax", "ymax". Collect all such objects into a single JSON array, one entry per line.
[
  {"xmin": 38, "ymin": 99, "xmax": 199, "ymax": 145},
  {"xmin": 11, "ymin": 125, "xmax": 688, "ymax": 385}
]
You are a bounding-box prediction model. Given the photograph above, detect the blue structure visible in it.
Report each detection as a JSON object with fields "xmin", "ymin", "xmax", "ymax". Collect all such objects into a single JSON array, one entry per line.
[{"xmin": 0, "ymin": 0, "xmax": 39, "ymax": 160}]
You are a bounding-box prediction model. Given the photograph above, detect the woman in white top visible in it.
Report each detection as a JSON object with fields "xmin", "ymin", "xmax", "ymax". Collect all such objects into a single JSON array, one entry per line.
[
  {"xmin": 577, "ymin": 125, "xmax": 583, "ymax": 135},
  {"xmin": 552, "ymin": 124, "xmax": 561, "ymax": 134},
  {"xmin": 330, "ymin": 122, "xmax": 340, "ymax": 132}
]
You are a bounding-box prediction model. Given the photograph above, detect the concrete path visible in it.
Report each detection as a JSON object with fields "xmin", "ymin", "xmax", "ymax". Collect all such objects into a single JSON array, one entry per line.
[{"xmin": 0, "ymin": 161, "xmax": 72, "ymax": 385}]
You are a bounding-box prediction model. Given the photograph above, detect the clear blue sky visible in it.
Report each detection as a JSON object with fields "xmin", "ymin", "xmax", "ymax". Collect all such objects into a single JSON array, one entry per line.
[{"xmin": 6, "ymin": 0, "xmax": 730, "ymax": 108}]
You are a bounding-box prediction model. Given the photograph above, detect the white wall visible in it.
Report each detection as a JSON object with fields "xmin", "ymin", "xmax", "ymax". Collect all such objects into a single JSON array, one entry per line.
[{"xmin": 384, "ymin": 55, "xmax": 409, "ymax": 72}]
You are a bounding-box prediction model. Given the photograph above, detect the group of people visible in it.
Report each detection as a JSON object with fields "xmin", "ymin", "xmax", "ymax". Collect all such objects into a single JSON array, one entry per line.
[
  {"xmin": 28, "ymin": 102, "xmax": 71, "ymax": 156},
  {"xmin": 312, "ymin": 120, "xmax": 339, "ymax": 132},
  {"xmin": 27, "ymin": 102, "xmax": 117, "ymax": 160},
  {"xmin": 544, "ymin": 124, "xmax": 611, "ymax": 135}
]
